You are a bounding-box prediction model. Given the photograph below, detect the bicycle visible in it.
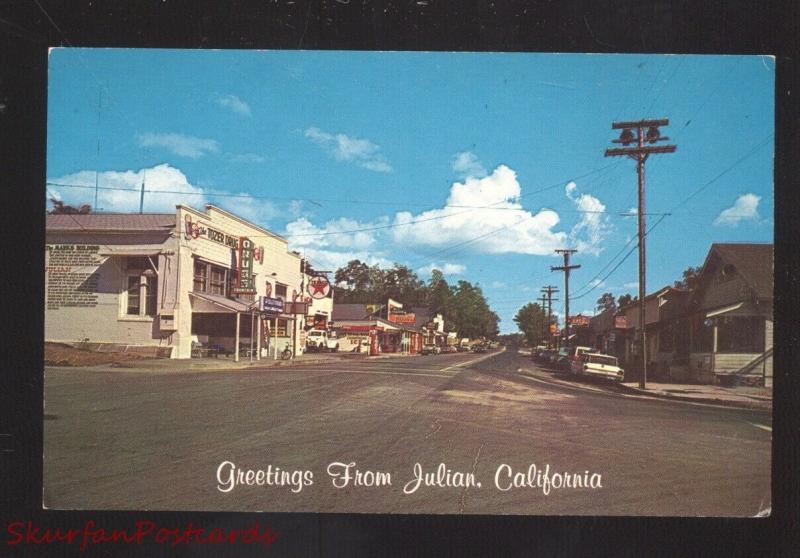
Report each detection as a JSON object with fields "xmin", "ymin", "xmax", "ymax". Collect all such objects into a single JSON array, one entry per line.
[{"xmin": 280, "ymin": 343, "xmax": 293, "ymax": 360}]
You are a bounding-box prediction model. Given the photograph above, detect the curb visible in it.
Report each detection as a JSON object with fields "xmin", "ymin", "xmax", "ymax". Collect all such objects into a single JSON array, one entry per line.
[
  {"xmin": 519, "ymin": 365, "xmax": 771, "ymax": 411},
  {"xmin": 615, "ymin": 383, "xmax": 772, "ymax": 411}
]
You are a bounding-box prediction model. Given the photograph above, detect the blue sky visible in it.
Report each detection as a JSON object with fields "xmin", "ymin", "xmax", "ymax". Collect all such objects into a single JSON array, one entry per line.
[{"xmin": 46, "ymin": 50, "xmax": 774, "ymax": 333}]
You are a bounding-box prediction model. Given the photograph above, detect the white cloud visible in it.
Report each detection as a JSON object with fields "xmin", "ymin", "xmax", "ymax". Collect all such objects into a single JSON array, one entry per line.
[
  {"xmin": 300, "ymin": 248, "xmax": 393, "ymax": 274},
  {"xmin": 284, "ymin": 216, "xmax": 386, "ymax": 250},
  {"xmin": 215, "ymin": 94, "xmax": 251, "ymax": 116},
  {"xmin": 137, "ymin": 133, "xmax": 219, "ymax": 159},
  {"xmin": 417, "ymin": 262, "xmax": 467, "ymax": 276},
  {"xmin": 48, "ymin": 164, "xmax": 206, "ymax": 213},
  {"xmin": 392, "ymin": 165, "xmax": 568, "ymax": 255},
  {"xmin": 451, "ymin": 151, "xmax": 487, "ymax": 178},
  {"xmin": 623, "ymin": 282, "xmax": 639, "ymax": 289},
  {"xmin": 214, "ymin": 193, "xmax": 278, "ymax": 227},
  {"xmin": 491, "ymin": 281, "xmax": 507, "ymax": 289},
  {"xmin": 565, "ymin": 181, "xmax": 612, "ymax": 256},
  {"xmin": 713, "ymin": 193, "xmax": 761, "ymax": 226},
  {"xmin": 304, "ymin": 127, "xmax": 392, "ymax": 172},
  {"xmin": 589, "ymin": 279, "xmax": 605, "ymax": 288}
]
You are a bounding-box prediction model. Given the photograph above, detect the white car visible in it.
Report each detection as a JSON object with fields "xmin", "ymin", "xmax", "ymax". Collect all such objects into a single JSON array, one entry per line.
[
  {"xmin": 574, "ymin": 353, "xmax": 624, "ymax": 381},
  {"xmin": 305, "ymin": 330, "xmax": 339, "ymax": 352}
]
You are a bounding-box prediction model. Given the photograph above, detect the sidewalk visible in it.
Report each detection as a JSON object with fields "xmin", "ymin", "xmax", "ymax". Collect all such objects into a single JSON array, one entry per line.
[
  {"xmin": 618, "ymin": 381, "xmax": 772, "ymax": 411},
  {"xmin": 104, "ymin": 352, "xmax": 348, "ymax": 372},
  {"xmin": 77, "ymin": 350, "xmax": 425, "ymax": 373}
]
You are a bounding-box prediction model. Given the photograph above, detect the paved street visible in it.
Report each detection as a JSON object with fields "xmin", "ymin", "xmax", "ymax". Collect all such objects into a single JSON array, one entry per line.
[{"xmin": 43, "ymin": 349, "xmax": 771, "ymax": 516}]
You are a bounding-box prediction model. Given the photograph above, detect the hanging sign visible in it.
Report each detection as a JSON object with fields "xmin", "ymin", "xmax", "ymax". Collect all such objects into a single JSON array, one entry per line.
[
  {"xmin": 261, "ymin": 296, "xmax": 284, "ymax": 314},
  {"xmin": 232, "ymin": 237, "xmax": 256, "ymax": 294},
  {"xmin": 307, "ymin": 275, "xmax": 331, "ymax": 299}
]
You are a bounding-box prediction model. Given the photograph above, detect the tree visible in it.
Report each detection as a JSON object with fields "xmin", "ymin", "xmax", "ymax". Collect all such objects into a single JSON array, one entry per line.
[
  {"xmin": 446, "ymin": 281, "xmax": 499, "ymax": 339},
  {"xmin": 674, "ymin": 265, "xmax": 703, "ymax": 291},
  {"xmin": 596, "ymin": 292, "xmax": 616, "ymax": 313},
  {"xmin": 617, "ymin": 293, "xmax": 635, "ymax": 308},
  {"xmin": 48, "ymin": 197, "xmax": 91, "ymax": 214},
  {"xmin": 513, "ymin": 302, "xmax": 547, "ymax": 347},
  {"xmin": 426, "ymin": 269, "xmax": 452, "ymax": 316}
]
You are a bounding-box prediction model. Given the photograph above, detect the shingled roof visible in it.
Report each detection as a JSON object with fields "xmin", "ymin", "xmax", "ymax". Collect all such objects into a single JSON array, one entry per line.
[
  {"xmin": 706, "ymin": 243, "xmax": 773, "ymax": 300},
  {"xmin": 46, "ymin": 213, "xmax": 176, "ymax": 231}
]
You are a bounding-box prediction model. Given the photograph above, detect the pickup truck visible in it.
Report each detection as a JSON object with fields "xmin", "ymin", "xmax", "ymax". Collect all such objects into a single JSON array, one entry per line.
[{"xmin": 305, "ymin": 330, "xmax": 340, "ymax": 352}]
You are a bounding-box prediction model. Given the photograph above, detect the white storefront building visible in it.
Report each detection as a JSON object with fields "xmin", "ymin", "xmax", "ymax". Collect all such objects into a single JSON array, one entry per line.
[{"xmin": 45, "ymin": 204, "xmax": 332, "ymax": 359}]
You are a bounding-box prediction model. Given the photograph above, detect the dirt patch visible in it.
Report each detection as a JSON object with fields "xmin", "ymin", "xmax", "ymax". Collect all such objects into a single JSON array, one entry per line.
[{"xmin": 44, "ymin": 342, "xmax": 154, "ymax": 367}]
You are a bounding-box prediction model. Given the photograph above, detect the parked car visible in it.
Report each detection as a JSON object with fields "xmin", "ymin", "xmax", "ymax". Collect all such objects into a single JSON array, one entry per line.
[
  {"xmin": 562, "ymin": 346, "xmax": 594, "ymax": 373},
  {"xmin": 305, "ymin": 330, "xmax": 339, "ymax": 352},
  {"xmin": 441, "ymin": 345, "xmax": 458, "ymax": 353},
  {"xmin": 421, "ymin": 345, "xmax": 441, "ymax": 355},
  {"xmin": 473, "ymin": 344, "xmax": 488, "ymax": 353},
  {"xmin": 574, "ymin": 353, "xmax": 625, "ymax": 382}
]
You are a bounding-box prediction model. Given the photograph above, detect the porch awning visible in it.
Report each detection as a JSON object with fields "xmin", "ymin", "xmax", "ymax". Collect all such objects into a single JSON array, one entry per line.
[
  {"xmin": 190, "ymin": 292, "xmax": 255, "ymax": 313},
  {"xmin": 706, "ymin": 302, "xmax": 744, "ymax": 318},
  {"xmin": 98, "ymin": 246, "xmax": 165, "ymax": 256}
]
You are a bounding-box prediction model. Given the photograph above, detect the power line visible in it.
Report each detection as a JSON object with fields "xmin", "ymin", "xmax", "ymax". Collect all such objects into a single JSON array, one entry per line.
[
  {"xmin": 568, "ymin": 213, "xmax": 669, "ymax": 302},
  {"xmin": 669, "ymin": 133, "xmax": 773, "ymax": 214}
]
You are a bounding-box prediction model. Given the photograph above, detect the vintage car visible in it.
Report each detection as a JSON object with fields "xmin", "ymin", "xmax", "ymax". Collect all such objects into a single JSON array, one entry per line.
[{"xmin": 574, "ymin": 353, "xmax": 625, "ymax": 382}]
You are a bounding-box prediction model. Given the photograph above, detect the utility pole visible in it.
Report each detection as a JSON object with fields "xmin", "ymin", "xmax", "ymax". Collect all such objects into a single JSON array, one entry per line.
[
  {"xmin": 551, "ymin": 250, "xmax": 580, "ymax": 348},
  {"xmin": 605, "ymin": 118, "xmax": 676, "ymax": 389},
  {"xmin": 139, "ymin": 170, "xmax": 146, "ymax": 214},
  {"xmin": 540, "ymin": 285, "xmax": 559, "ymax": 349},
  {"xmin": 538, "ymin": 293, "xmax": 548, "ymax": 346}
]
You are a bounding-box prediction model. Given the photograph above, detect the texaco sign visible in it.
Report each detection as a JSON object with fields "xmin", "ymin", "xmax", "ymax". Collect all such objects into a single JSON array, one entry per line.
[{"xmin": 307, "ymin": 275, "xmax": 331, "ymax": 299}]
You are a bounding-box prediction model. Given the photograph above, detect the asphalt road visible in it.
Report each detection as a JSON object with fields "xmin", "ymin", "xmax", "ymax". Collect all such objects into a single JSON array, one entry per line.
[{"xmin": 43, "ymin": 349, "xmax": 771, "ymax": 516}]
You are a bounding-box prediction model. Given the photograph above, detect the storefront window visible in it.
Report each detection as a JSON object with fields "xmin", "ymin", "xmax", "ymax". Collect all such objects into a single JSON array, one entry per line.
[
  {"xmin": 126, "ymin": 275, "xmax": 157, "ymax": 317},
  {"xmin": 193, "ymin": 260, "xmax": 207, "ymax": 292},
  {"xmin": 718, "ymin": 316, "xmax": 765, "ymax": 353},
  {"xmin": 193, "ymin": 259, "xmax": 229, "ymax": 297},
  {"xmin": 210, "ymin": 266, "xmax": 226, "ymax": 295},
  {"xmin": 126, "ymin": 276, "xmax": 141, "ymax": 315},
  {"xmin": 276, "ymin": 319, "xmax": 287, "ymax": 336}
]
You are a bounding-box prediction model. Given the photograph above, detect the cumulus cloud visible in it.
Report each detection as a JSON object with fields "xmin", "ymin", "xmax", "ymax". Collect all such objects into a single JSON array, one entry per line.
[
  {"xmin": 299, "ymin": 248, "xmax": 393, "ymax": 274},
  {"xmin": 216, "ymin": 193, "xmax": 278, "ymax": 227},
  {"xmin": 284, "ymin": 216, "xmax": 386, "ymax": 250},
  {"xmin": 588, "ymin": 279, "xmax": 605, "ymax": 288},
  {"xmin": 623, "ymin": 281, "xmax": 639, "ymax": 289},
  {"xmin": 392, "ymin": 165, "xmax": 568, "ymax": 255},
  {"xmin": 48, "ymin": 164, "xmax": 206, "ymax": 213},
  {"xmin": 137, "ymin": 133, "xmax": 219, "ymax": 158},
  {"xmin": 451, "ymin": 151, "xmax": 487, "ymax": 178},
  {"xmin": 713, "ymin": 193, "xmax": 761, "ymax": 226},
  {"xmin": 417, "ymin": 262, "xmax": 467, "ymax": 276},
  {"xmin": 565, "ymin": 181, "xmax": 612, "ymax": 256},
  {"xmin": 214, "ymin": 94, "xmax": 251, "ymax": 116},
  {"xmin": 304, "ymin": 127, "xmax": 392, "ymax": 172}
]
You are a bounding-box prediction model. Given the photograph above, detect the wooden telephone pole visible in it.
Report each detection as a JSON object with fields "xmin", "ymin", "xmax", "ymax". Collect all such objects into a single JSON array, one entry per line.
[
  {"xmin": 551, "ymin": 250, "xmax": 580, "ymax": 348},
  {"xmin": 540, "ymin": 286, "xmax": 559, "ymax": 348},
  {"xmin": 604, "ymin": 118, "xmax": 676, "ymax": 389},
  {"xmin": 538, "ymin": 293, "xmax": 548, "ymax": 345}
]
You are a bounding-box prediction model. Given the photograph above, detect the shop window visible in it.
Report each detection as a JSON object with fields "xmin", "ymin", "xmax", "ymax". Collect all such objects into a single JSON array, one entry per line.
[
  {"xmin": 125, "ymin": 274, "xmax": 157, "ymax": 317},
  {"xmin": 193, "ymin": 259, "xmax": 229, "ymax": 297},
  {"xmin": 276, "ymin": 319, "xmax": 287, "ymax": 336},
  {"xmin": 210, "ymin": 266, "xmax": 227, "ymax": 295},
  {"xmin": 717, "ymin": 316, "xmax": 765, "ymax": 353},
  {"xmin": 126, "ymin": 276, "xmax": 141, "ymax": 315},
  {"xmin": 193, "ymin": 260, "xmax": 207, "ymax": 292}
]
